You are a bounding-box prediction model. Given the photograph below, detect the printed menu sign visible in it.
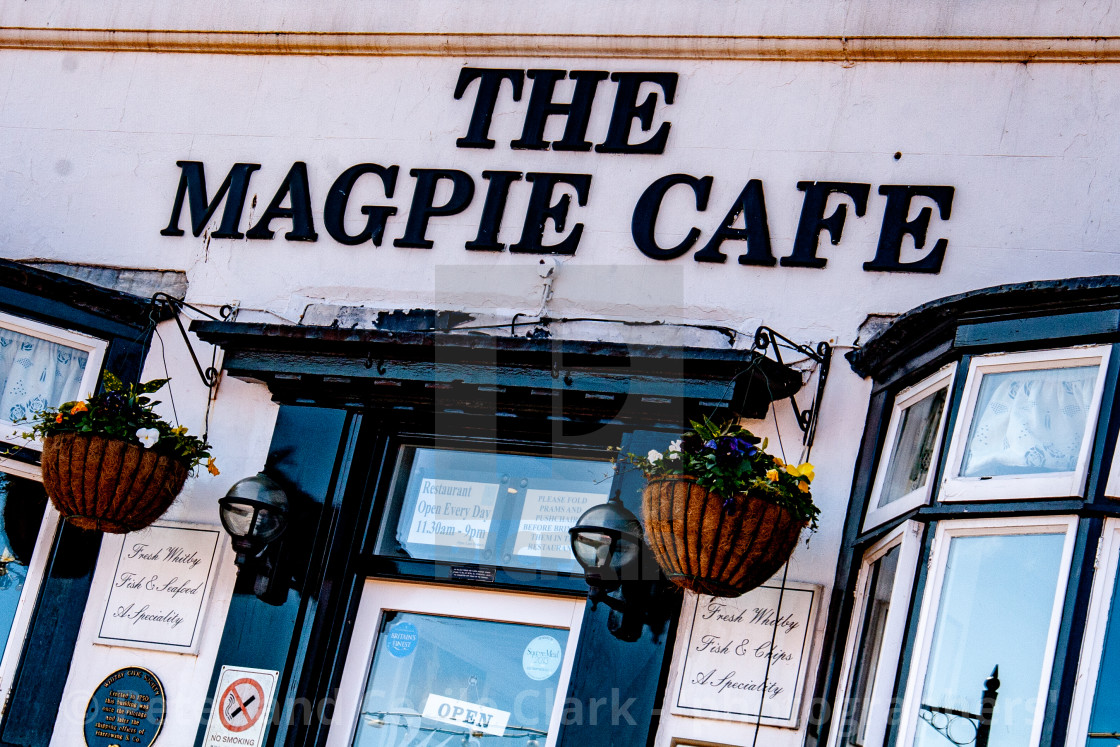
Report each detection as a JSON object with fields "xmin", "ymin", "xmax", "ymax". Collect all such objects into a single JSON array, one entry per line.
[
  {"xmin": 83, "ymin": 667, "xmax": 165, "ymax": 747},
  {"xmin": 513, "ymin": 489, "xmax": 606, "ymax": 562},
  {"xmin": 406, "ymin": 478, "xmax": 499, "ymax": 550},
  {"xmin": 673, "ymin": 583, "xmax": 820, "ymax": 728},
  {"xmin": 96, "ymin": 523, "xmax": 221, "ymax": 653}
]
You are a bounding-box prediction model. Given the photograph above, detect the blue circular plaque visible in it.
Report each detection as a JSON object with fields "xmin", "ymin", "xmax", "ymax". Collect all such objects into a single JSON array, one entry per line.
[
  {"xmin": 386, "ymin": 621, "xmax": 419, "ymax": 658},
  {"xmin": 84, "ymin": 667, "xmax": 165, "ymax": 747}
]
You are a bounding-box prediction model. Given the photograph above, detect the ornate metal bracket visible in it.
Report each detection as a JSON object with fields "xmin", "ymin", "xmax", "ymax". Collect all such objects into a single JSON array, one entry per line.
[
  {"xmin": 752, "ymin": 326, "xmax": 832, "ymax": 448},
  {"xmin": 149, "ymin": 293, "xmax": 236, "ymax": 390},
  {"xmin": 918, "ymin": 667, "xmax": 1000, "ymax": 747}
]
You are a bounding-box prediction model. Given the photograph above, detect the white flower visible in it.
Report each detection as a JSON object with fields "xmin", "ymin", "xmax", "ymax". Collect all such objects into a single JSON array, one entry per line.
[
  {"xmin": 647, "ymin": 449, "xmax": 663, "ymax": 463},
  {"xmin": 136, "ymin": 427, "xmax": 160, "ymax": 449},
  {"xmin": 668, "ymin": 440, "xmax": 682, "ymax": 453},
  {"xmin": 667, "ymin": 451, "xmax": 680, "ymax": 460}
]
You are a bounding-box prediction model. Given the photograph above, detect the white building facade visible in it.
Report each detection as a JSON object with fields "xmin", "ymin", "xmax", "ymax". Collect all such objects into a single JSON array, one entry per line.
[{"xmin": 0, "ymin": 3, "xmax": 1119, "ymax": 746}]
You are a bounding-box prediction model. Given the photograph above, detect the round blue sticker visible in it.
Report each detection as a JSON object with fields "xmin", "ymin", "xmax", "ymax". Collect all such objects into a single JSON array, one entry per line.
[{"xmin": 386, "ymin": 622, "xmax": 418, "ymax": 658}]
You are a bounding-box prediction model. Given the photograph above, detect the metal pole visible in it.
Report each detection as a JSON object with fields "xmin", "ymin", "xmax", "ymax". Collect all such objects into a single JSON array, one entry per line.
[{"xmin": 976, "ymin": 666, "xmax": 1000, "ymax": 747}]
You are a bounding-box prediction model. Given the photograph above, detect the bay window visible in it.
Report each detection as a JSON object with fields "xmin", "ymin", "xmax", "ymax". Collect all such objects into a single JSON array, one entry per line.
[{"xmin": 820, "ymin": 276, "xmax": 1120, "ymax": 747}]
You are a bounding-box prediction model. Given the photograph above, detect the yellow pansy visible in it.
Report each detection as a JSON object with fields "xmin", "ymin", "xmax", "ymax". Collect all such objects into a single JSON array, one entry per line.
[
  {"xmin": 798, "ymin": 481, "xmax": 810, "ymax": 493},
  {"xmin": 70, "ymin": 402, "xmax": 88, "ymax": 414},
  {"xmin": 206, "ymin": 458, "xmax": 220, "ymax": 476},
  {"xmin": 785, "ymin": 462, "xmax": 815, "ymax": 482},
  {"xmin": 766, "ymin": 469, "xmax": 780, "ymax": 481}
]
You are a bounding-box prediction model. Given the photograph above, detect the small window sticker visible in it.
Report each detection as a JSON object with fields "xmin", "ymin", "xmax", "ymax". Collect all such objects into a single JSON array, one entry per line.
[
  {"xmin": 385, "ymin": 621, "xmax": 418, "ymax": 658},
  {"xmin": 522, "ymin": 635, "xmax": 563, "ymax": 681}
]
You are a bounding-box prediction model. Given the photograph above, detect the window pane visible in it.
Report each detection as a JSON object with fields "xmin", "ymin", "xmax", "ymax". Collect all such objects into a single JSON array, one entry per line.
[
  {"xmin": 0, "ymin": 474, "xmax": 48, "ymax": 652},
  {"xmin": 959, "ymin": 365, "xmax": 1097, "ymax": 477},
  {"xmin": 878, "ymin": 388, "xmax": 947, "ymax": 508},
  {"xmin": 351, "ymin": 612, "xmax": 569, "ymax": 747},
  {"xmin": 378, "ymin": 447, "xmax": 613, "ymax": 574},
  {"xmin": 915, "ymin": 532, "xmax": 1065, "ymax": 747},
  {"xmin": 840, "ymin": 544, "xmax": 900, "ymax": 746},
  {"xmin": 1086, "ymin": 568, "xmax": 1120, "ymax": 745},
  {"xmin": 0, "ymin": 328, "xmax": 89, "ymax": 424}
]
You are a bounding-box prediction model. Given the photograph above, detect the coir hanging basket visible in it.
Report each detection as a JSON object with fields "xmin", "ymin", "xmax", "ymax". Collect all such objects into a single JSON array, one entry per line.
[
  {"xmin": 642, "ymin": 475, "xmax": 805, "ymax": 598},
  {"xmin": 40, "ymin": 433, "xmax": 189, "ymax": 534}
]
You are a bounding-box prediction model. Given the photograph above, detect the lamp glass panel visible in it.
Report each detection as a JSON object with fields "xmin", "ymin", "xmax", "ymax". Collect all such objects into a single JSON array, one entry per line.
[
  {"xmin": 378, "ymin": 446, "xmax": 613, "ymax": 574},
  {"xmin": 351, "ymin": 612, "xmax": 570, "ymax": 747},
  {"xmin": 221, "ymin": 502, "xmax": 256, "ymax": 538},
  {"xmin": 913, "ymin": 532, "xmax": 1064, "ymax": 747},
  {"xmin": 571, "ymin": 531, "xmax": 613, "ymax": 570},
  {"xmin": 251, "ymin": 506, "xmax": 285, "ymax": 543}
]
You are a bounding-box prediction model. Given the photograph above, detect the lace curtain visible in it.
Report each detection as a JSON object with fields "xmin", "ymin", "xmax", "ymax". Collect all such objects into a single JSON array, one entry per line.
[
  {"xmin": 0, "ymin": 329, "xmax": 88, "ymax": 424},
  {"xmin": 960, "ymin": 365, "xmax": 1098, "ymax": 477}
]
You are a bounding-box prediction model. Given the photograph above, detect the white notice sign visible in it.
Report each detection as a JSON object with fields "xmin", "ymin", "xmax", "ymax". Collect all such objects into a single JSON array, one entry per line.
[
  {"xmin": 513, "ymin": 489, "xmax": 605, "ymax": 561},
  {"xmin": 673, "ymin": 583, "xmax": 820, "ymax": 728},
  {"xmin": 406, "ymin": 479, "xmax": 499, "ymax": 550},
  {"xmin": 203, "ymin": 666, "xmax": 279, "ymax": 747},
  {"xmin": 95, "ymin": 523, "xmax": 221, "ymax": 653},
  {"xmin": 422, "ymin": 694, "xmax": 510, "ymax": 737}
]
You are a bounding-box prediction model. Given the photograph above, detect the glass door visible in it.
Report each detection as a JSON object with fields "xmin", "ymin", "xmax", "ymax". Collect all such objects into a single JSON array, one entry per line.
[{"xmin": 329, "ymin": 580, "xmax": 584, "ymax": 747}]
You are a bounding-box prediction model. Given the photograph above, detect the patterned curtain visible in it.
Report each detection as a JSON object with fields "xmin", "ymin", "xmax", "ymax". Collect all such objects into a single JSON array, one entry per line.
[
  {"xmin": 960, "ymin": 365, "xmax": 1098, "ymax": 477},
  {"xmin": 0, "ymin": 329, "xmax": 89, "ymax": 424}
]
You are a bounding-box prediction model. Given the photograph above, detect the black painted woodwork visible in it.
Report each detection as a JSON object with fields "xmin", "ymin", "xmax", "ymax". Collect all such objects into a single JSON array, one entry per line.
[
  {"xmin": 558, "ymin": 430, "xmax": 681, "ymax": 747},
  {"xmin": 0, "ymin": 259, "xmax": 159, "ymax": 747},
  {"xmin": 192, "ymin": 321, "xmax": 801, "ymax": 423},
  {"xmin": 817, "ymin": 275, "xmax": 1120, "ymax": 747}
]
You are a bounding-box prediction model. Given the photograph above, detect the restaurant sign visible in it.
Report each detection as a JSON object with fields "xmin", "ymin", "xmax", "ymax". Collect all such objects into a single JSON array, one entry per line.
[
  {"xmin": 674, "ymin": 583, "xmax": 820, "ymax": 728},
  {"xmin": 162, "ymin": 68, "xmax": 953, "ymax": 274},
  {"xmin": 95, "ymin": 523, "xmax": 222, "ymax": 654}
]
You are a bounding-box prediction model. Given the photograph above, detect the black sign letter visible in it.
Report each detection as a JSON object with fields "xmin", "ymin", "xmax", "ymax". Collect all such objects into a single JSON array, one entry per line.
[
  {"xmin": 466, "ymin": 171, "xmax": 524, "ymax": 251},
  {"xmin": 511, "ymin": 70, "xmax": 609, "ymax": 152},
  {"xmin": 632, "ymin": 174, "xmax": 712, "ymax": 260},
  {"xmin": 323, "ymin": 164, "xmax": 400, "ymax": 246},
  {"xmin": 783, "ymin": 181, "xmax": 871, "ymax": 268},
  {"xmin": 865, "ymin": 185, "xmax": 955, "ymax": 273},
  {"xmin": 455, "ymin": 68, "xmax": 526, "ymax": 149},
  {"xmin": 695, "ymin": 179, "xmax": 775, "ymax": 266},
  {"xmin": 510, "ymin": 173, "xmax": 592, "ymax": 255},
  {"xmin": 394, "ymin": 169, "xmax": 475, "ymax": 249},
  {"xmin": 246, "ymin": 162, "xmax": 318, "ymax": 241},
  {"xmin": 161, "ymin": 161, "xmax": 260, "ymax": 239},
  {"xmin": 596, "ymin": 73, "xmax": 677, "ymax": 155}
]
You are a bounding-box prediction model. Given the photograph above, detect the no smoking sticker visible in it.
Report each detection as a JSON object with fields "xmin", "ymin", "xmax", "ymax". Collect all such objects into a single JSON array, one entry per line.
[{"xmin": 204, "ymin": 666, "xmax": 278, "ymax": 747}]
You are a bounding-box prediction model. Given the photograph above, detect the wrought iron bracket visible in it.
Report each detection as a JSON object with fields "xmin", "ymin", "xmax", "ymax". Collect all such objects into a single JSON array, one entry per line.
[
  {"xmin": 149, "ymin": 293, "xmax": 236, "ymax": 390},
  {"xmin": 752, "ymin": 326, "xmax": 832, "ymax": 448}
]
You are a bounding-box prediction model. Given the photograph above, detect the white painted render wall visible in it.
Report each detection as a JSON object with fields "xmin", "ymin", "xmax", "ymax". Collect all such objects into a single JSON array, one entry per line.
[{"xmin": 1, "ymin": 3, "xmax": 1119, "ymax": 745}]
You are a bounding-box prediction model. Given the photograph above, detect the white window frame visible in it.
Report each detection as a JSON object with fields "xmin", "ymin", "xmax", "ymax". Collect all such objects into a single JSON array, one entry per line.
[
  {"xmin": 0, "ymin": 310, "xmax": 107, "ymax": 452},
  {"xmin": 0, "ymin": 501, "xmax": 60, "ymax": 714},
  {"xmin": 897, "ymin": 516, "xmax": 1079, "ymax": 747},
  {"xmin": 940, "ymin": 346, "xmax": 1110, "ymax": 502},
  {"xmin": 864, "ymin": 366, "xmax": 955, "ymax": 531},
  {"xmin": 1104, "ymin": 446, "xmax": 1120, "ymax": 500},
  {"xmin": 828, "ymin": 521, "xmax": 923, "ymax": 747},
  {"xmin": 327, "ymin": 579, "xmax": 585, "ymax": 747},
  {"xmin": 1065, "ymin": 517, "xmax": 1120, "ymax": 746}
]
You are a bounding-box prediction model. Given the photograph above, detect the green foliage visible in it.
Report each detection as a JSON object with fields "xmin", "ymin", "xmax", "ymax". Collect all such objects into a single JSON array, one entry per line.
[
  {"xmin": 21, "ymin": 375, "xmax": 216, "ymax": 473},
  {"xmin": 618, "ymin": 417, "xmax": 819, "ymax": 529}
]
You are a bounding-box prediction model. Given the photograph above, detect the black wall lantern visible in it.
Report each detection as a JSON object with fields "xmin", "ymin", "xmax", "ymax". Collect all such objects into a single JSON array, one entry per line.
[
  {"xmin": 219, "ymin": 472, "xmax": 290, "ymax": 601},
  {"xmin": 569, "ymin": 494, "xmax": 672, "ymax": 642}
]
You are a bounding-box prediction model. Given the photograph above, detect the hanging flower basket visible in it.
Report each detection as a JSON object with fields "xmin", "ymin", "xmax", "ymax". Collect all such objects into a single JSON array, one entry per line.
[
  {"xmin": 617, "ymin": 417, "xmax": 819, "ymax": 598},
  {"xmin": 642, "ymin": 475, "xmax": 806, "ymax": 597},
  {"xmin": 40, "ymin": 433, "xmax": 189, "ymax": 533},
  {"xmin": 21, "ymin": 374, "xmax": 217, "ymax": 534}
]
